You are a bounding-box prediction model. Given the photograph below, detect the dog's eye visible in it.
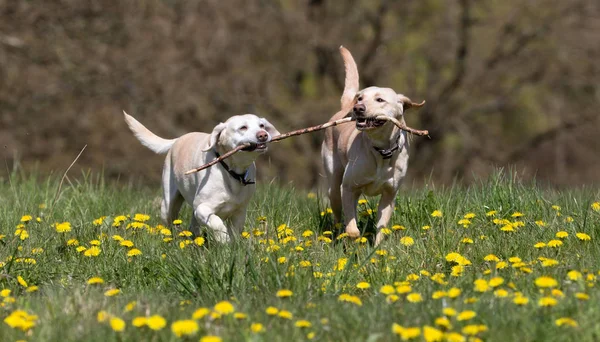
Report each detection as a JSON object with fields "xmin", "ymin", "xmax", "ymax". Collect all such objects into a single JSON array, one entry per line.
[
  {"xmin": 259, "ymin": 124, "xmax": 265, "ymax": 129},
  {"xmin": 376, "ymin": 98, "xmax": 385, "ymax": 103},
  {"xmin": 239, "ymin": 126, "xmax": 248, "ymax": 131},
  {"xmin": 357, "ymin": 96, "xmax": 363, "ymax": 102}
]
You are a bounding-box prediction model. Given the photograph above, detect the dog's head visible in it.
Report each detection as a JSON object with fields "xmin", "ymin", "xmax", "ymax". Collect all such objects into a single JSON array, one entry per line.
[
  {"xmin": 203, "ymin": 114, "xmax": 280, "ymax": 153},
  {"xmin": 352, "ymin": 87, "xmax": 424, "ymax": 131}
]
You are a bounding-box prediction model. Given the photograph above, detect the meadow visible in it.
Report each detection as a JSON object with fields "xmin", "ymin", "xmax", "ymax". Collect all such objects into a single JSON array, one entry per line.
[{"xmin": 1, "ymin": 170, "xmax": 599, "ymax": 342}]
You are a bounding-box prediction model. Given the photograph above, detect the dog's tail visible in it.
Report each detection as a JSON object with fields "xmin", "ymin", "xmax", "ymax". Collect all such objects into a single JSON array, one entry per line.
[
  {"xmin": 339, "ymin": 46, "xmax": 359, "ymax": 109},
  {"xmin": 123, "ymin": 111, "xmax": 175, "ymax": 154}
]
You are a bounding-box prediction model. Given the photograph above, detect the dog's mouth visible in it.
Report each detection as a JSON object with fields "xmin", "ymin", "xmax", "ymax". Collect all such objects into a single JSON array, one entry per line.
[
  {"xmin": 356, "ymin": 117, "xmax": 387, "ymax": 131},
  {"xmin": 241, "ymin": 142, "xmax": 268, "ymax": 152}
]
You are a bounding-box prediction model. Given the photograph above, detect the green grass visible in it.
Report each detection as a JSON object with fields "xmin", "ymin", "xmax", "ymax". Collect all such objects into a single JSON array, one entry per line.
[{"xmin": 1, "ymin": 170, "xmax": 600, "ymax": 341}]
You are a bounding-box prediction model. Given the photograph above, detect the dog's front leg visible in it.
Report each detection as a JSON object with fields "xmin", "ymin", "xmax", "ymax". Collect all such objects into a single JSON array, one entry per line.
[
  {"xmin": 231, "ymin": 210, "xmax": 247, "ymax": 236},
  {"xmin": 374, "ymin": 189, "xmax": 397, "ymax": 246},
  {"xmin": 194, "ymin": 204, "xmax": 230, "ymax": 243},
  {"xmin": 341, "ymin": 185, "xmax": 361, "ymax": 238}
]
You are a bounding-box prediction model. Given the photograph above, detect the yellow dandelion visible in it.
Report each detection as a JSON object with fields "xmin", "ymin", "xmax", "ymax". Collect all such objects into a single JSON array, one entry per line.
[
  {"xmin": 17, "ymin": 276, "xmax": 28, "ymax": 288},
  {"xmin": 278, "ymin": 310, "xmax": 293, "ymax": 319},
  {"xmin": 127, "ymin": 248, "xmax": 142, "ymax": 257},
  {"xmin": 423, "ymin": 325, "xmax": 443, "ymax": 342},
  {"xmin": 406, "ymin": 293, "xmax": 423, "ymax": 303},
  {"xmin": 400, "ymin": 236, "xmax": 415, "ymax": 246},
  {"xmin": 251, "ymin": 322, "xmax": 265, "ymax": 333},
  {"xmin": 87, "ymin": 277, "xmax": 104, "ymax": 285},
  {"xmin": 380, "ymin": 285, "xmax": 395, "ymax": 295},
  {"xmin": 555, "ymin": 317, "xmax": 578, "ymax": 327},
  {"xmin": 132, "ymin": 317, "xmax": 147, "ymax": 327},
  {"xmin": 535, "ymin": 276, "xmax": 558, "ymax": 288},
  {"xmin": 431, "ymin": 210, "xmax": 442, "ymax": 217},
  {"xmin": 171, "ymin": 319, "xmax": 199, "ymax": 337},
  {"xmin": 356, "ymin": 282, "xmax": 370, "ymax": 289},
  {"xmin": 104, "ymin": 288, "xmax": 121, "ymax": 297},
  {"xmin": 295, "ymin": 320, "xmax": 312, "ymax": 328},
  {"xmin": 213, "ymin": 301, "xmax": 234, "ymax": 315},
  {"xmin": 576, "ymin": 232, "xmax": 591, "ymax": 241},
  {"xmin": 110, "ymin": 317, "xmax": 126, "ymax": 332},
  {"xmin": 538, "ymin": 297, "xmax": 558, "ymax": 307},
  {"xmin": 266, "ymin": 306, "xmax": 279, "ymax": 315},
  {"xmin": 547, "ymin": 239, "xmax": 563, "ymax": 247},
  {"xmin": 457, "ymin": 310, "xmax": 476, "ymax": 321},
  {"xmin": 276, "ymin": 289, "xmax": 293, "ymax": 298}
]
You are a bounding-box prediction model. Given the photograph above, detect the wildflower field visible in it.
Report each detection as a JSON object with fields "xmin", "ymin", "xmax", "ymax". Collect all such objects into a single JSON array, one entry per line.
[{"xmin": 2, "ymin": 172, "xmax": 600, "ymax": 342}]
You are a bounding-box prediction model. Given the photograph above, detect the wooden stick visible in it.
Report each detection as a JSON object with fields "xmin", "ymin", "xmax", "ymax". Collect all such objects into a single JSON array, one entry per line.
[
  {"xmin": 184, "ymin": 143, "xmax": 251, "ymax": 175},
  {"xmin": 184, "ymin": 117, "xmax": 354, "ymax": 175},
  {"xmin": 185, "ymin": 115, "xmax": 430, "ymax": 175},
  {"xmin": 374, "ymin": 115, "xmax": 430, "ymax": 137},
  {"xmin": 270, "ymin": 117, "xmax": 354, "ymax": 143}
]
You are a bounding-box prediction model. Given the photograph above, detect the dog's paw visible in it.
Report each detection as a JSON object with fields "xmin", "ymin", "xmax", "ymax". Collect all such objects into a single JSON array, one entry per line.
[
  {"xmin": 345, "ymin": 226, "xmax": 361, "ymax": 239},
  {"xmin": 374, "ymin": 232, "xmax": 385, "ymax": 246}
]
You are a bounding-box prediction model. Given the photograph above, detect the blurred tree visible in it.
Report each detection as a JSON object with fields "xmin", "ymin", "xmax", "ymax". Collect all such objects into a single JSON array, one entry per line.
[{"xmin": 0, "ymin": 0, "xmax": 599, "ymax": 188}]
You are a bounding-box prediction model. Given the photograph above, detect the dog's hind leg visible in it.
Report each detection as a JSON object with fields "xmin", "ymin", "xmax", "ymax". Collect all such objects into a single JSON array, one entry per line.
[
  {"xmin": 160, "ymin": 157, "xmax": 184, "ymax": 225},
  {"xmin": 322, "ymin": 142, "xmax": 343, "ymax": 225}
]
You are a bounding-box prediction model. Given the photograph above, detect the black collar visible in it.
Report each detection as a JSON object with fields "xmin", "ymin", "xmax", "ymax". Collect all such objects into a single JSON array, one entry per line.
[
  {"xmin": 373, "ymin": 133, "xmax": 403, "ymax": 159},
  {"xmin": 214, "ymin": 151, "xmax": 255, "ymax": 186}
]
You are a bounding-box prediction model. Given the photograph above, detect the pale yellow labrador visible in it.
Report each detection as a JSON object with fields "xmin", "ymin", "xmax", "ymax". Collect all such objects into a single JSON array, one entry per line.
[
  {"xmin": 124, "ymin": 112, "xmax": 279, "ymax": 242},
  {"xmin": 322, "ymin": 47, "xmax": 423, "ymax": 245}
]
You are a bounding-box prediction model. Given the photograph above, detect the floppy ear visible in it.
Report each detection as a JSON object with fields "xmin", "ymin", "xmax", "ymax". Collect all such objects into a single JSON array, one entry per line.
[
  {"xmin": 261, "ymin": 118, "xmax": 281, "ymax": 137},
  {"xmin": 203, "ymin": 122, "xmax": 226, "ymax": 151},
  {"xmin": 397, "ymin": 94, "xmax": 426, "ymax": 112}
]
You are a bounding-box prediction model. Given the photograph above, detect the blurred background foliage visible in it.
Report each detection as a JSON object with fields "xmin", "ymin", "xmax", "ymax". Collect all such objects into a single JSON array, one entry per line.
[{"xmin": 1, "ymin": 0, "xmax": 599, "ymax": 189}]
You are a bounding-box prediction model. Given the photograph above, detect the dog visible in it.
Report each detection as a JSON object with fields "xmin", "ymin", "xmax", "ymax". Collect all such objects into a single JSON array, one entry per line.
[
  {"xmin": 124, "ymin": 112, "xmax": 280, "ymax": 242},
  {"xmin": 321, "ymin": 47, "xmax": 424, "ymax": 245}
]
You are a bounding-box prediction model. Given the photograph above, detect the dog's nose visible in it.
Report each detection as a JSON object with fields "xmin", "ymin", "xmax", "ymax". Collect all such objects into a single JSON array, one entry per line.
[
  {"xmin": 256, "ymin": 130, "xmax": 269, "ymax": 142},
  {"xmin": 353, "ymin": 103, "xmax": 366, "ymax": 115}
]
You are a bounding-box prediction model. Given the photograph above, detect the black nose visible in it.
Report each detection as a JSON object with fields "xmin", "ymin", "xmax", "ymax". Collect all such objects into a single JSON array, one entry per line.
[
  {"xmin": 353, "ymin": 103, "xmax": 366, "ymax": 115},
  {"xmin": 256, "ymin": 130, "xmax": 268, "ymax": 142}
]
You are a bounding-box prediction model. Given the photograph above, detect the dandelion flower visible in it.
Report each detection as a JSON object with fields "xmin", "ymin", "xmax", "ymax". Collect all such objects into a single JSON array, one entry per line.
[
  {"xmin": 423, "ymin": 326, "xmax": 443, "ymax": 342},
  {"xmin": 110, "ymin": 317, "xmax": 126, "ymax": 332},
  {"xmin": 400, "ymin": 236, "xmax": 414, "ymax": 246},
  {"xmin": 538, "ymin": 297, "xmax": 558, "ymax": 307},
  {"xmin": 266, "ymin": 307, "xmax": 279, "ymax": 315},
  {"xmin": 132, "ymin": 317, "xmax": 147, "ymax": 327},
  {"xmin": 104, "ymin": 289, "xmax": 121, "ymax": 297},
  {"xmin": 127, "ymin": 248, "xmax": 142, "ymax": 257},
  {"xmin": 213, "ymin": 301, "xmax": 234, "ymax": 314},
  {"xmin": 431, "ymin": 210, "xmax": 442, "ymax": 217},
  {"xmin": 547, "ymin": 239, "xmax": 563, "ymax": 247},
  {"xmin": 87, "ymin": 277, "xmax": 104, "ymax": 285},
  {"xmin": 120, "ymin": 240, "xmax": 134, "ymax": 248},
  {"xmin": 535, "ymin": 276, "xmax": 558, "ymax": 288},
  {"xmin": 1, "ymin": 289, "xmax": 11, "ymax": 297},
  {"xmin": 591, "ymin": 202, "xmax": 600, "ymax": 211},
  {"xmin": 576, "ymin": 233, "xmax": 591, "ymax": 241},
  {"xmin": 251, "ymin": 323, "xmax": 265, "ymax": 333},
  {"xmin": 575, "ymin": 292, "xmax": 589, "ymax": 300},
  {"xmin": 17, "ymin": 276, "xmax": 28, "ymax": 288},
  {"xmin": 406, "ymin": 293, "xmax": 423, "ymax": 303},
  {"xmin": 534, "ymin": 242, "xmax": 546, "ymax": 248},
  {"xmin": 295, "ymin": 320, "xmax": 312, "ymax": 328},
  {"xmin": 276, "ymin": 289, "xmax": 293, "ymax": 298},
  {"xmin": 555, "ymin": 317, "xmax": 578, "ymax": 327},
  {"xmin": 278, "ymin": 310, "xmax": 293, "ymax": 319},
  {"xmin": 84, "ymin": 246, "xmax": 101, "ymax": 257},
  {"xmin": 20, "ymin": 215, "xmax": 32, "ymax": 222},
  {"xmin": 380, "ymin": 285, "xmax": 395, "ymax": 295},
  {"xmin": 171, "ymin": 320, "xmax": 199, "ymax": 337},
  {"xmin": 338, "ymin": 293, "xmax": 362, "ymax": 306},
  {"xmin": 55, "ymin": 222, "xmax": 72, "ymax": 233},
  {"xmin": 356, "ymin": 282, "xmax": 370, "ymax": 289},
  {"xmin": 457, "ymin": 310, "xmax": 476, "ymax": 321},
  {"xmin": 392, "ymin": 323, "xmax": 421, "ymax": 340}
]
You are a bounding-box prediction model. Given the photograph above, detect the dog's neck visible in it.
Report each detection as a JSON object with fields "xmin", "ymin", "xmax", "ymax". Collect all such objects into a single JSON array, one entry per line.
[
  {"xmin": 363, "ymin": 120, "xmax": 404, "ymax": 153},
  {"xmin": 215, "ymin": 145, "xmax": 255, "ymax": 175}
]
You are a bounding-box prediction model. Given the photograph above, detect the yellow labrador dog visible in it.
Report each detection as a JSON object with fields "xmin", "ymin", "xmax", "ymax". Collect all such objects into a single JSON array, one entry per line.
[
  {"xmin": 124, "ymin": 112, "xmax": 279, "ymax": 242},
  {"xmin": 322, "ymin": 47, "xmax": 424, "ymax": 245}
]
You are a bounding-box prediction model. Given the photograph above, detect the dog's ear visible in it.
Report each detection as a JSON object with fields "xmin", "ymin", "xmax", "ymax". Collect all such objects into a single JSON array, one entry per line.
[
  {"xmin": 203, "ymin": 122, "xmax": 226, "ymax": 151},
  {"xmin": 397, "ymin": 94, "xmax": 426, "ymax": 112},
  {"xmin": 261, "ymin": 118, "xmax": 281, "ymax": 138}
]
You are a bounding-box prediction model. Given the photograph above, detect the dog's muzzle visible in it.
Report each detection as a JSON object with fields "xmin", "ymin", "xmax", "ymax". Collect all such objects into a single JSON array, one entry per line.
[{"xmin": 355, "ymin": 116, "xmax": 387, "ymax": 131}]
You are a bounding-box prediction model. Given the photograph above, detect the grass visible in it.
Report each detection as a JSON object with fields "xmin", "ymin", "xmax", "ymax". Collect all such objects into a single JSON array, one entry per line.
[{"xmin": 1, "ymin": 170, "xmax": 600, "ymax": 341}]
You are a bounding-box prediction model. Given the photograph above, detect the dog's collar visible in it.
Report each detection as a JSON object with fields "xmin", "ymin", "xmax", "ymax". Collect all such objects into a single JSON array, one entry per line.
[
  {"xmin": 373, "ymin": 132, "xmax": 403, "ymax": 160},
  {"xmin": 214, "ymin": 151, "xmax": 255, "ymax": 186}
]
